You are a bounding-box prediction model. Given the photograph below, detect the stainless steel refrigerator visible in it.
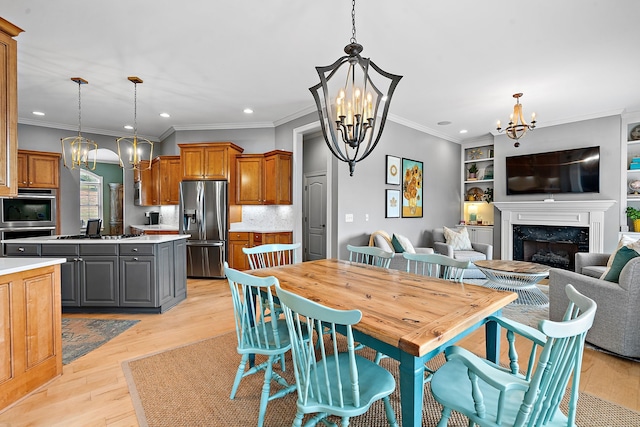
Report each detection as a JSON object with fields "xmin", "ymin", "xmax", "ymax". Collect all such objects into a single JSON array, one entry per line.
[{"xmin": 179, "ymin": 180, "xmax": 227, "ymax": 278}]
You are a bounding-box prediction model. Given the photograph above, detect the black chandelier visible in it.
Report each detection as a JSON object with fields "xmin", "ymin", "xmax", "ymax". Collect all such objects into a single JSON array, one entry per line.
[{"xmin": 309, "ymin": 0, "xmax": 402, "ymax": 176}]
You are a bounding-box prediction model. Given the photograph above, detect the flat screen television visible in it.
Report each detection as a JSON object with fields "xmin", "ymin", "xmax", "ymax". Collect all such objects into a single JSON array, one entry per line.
[{"xmin": 505, "ymin": 146, "xmax": 600, "ymax": 195}]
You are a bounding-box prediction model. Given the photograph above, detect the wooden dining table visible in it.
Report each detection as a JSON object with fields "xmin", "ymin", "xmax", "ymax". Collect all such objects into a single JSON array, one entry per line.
[{"xmin": 251, "ymin": 258, "xmax": 517, "ymax": 427}]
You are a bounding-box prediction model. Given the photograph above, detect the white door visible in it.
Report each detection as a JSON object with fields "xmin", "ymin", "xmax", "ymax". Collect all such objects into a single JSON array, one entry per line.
[{"xmin": 304, "ymin": 173, "xmax": 327, "ymax": 261}]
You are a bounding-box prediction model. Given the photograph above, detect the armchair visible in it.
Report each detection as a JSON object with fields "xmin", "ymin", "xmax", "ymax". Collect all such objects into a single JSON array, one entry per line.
[
  {"xmin": 432, "ymin": 227, "xmax": 492, "ymax": 279},
  {"xmin": 549, "ymin": 252, "xmax": 640, "ymax": 358}
]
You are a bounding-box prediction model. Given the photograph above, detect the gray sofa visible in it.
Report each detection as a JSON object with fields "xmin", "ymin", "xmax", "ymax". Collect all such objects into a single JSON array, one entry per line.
[
  {"xmin": 432, "ymin": 227, "xmax": 492, "ymax": 279},
  {"xmin": 548, "ymin": 252, "xmax": 640, "ymax": 358},
  {"xmin": 368, "ymin": 230, "xmax": 433, "ymax": 271}
]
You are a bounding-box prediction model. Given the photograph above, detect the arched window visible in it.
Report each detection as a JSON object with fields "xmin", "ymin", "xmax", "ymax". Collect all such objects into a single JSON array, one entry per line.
[{"xmin": 80, "ymin": 169, "xmax": 103, "ymax": 229}]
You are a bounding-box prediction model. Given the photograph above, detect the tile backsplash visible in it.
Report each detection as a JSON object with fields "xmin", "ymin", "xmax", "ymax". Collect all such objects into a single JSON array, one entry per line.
[{"xmin": 231, "ymin": 205, "xmax": 295, "ymax": 231}]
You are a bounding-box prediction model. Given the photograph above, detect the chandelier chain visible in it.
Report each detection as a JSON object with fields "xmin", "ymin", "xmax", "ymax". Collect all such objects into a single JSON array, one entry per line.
[
  {"xmin": 350, "ymin": 0, "xmax": 357, "ymax": 44},
  {"xmin": 77, "ymin": 81, "xmax": 82, "ymax": 136},
  {"xmin": 133, "ymin": 82, "xmax": 138, "ymax": 135}
]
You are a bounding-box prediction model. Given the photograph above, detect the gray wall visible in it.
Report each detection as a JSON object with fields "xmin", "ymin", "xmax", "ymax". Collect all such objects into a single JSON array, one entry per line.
[
  {"xmin": 492, "ymin": 115, "xmax": 622, "ymax": 253},
  {"xmin": 16, "ymin": 112, "xmax": 625, "ymax": 255}
]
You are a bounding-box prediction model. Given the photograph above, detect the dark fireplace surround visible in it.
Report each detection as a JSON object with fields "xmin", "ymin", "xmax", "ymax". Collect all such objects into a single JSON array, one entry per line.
[{"xmin": 512, "ymin": 225, "xmax": 589, "ymax": 271}]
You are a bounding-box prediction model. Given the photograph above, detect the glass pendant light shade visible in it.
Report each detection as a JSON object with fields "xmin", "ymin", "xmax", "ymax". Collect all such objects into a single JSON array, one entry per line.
[
  {"xmin": 117, "ymin": 77, "xmax": 153, "ymax": 170},
  {"xmin": 61, "ymin": 77, "xmax": 98, "ymax": 170}
]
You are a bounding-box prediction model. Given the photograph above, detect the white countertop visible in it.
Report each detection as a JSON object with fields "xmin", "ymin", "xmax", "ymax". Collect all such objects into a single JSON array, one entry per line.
[
  {"xmin": 228, "ymin": 227, "xmax": 293, "ymax": 233},
  {"xmin": 0, "ymin": 257, "xmax": 66, "ymax": 276},
  {"xmin": 129, "ymin": 224, "xmax": 179, "ymax": 231},
  {"xmin": 2, "ymin": 234, "xmax": 189, "ymax": 244}
]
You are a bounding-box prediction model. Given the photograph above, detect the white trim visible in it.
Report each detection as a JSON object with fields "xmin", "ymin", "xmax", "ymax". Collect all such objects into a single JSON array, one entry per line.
[{"xmin": 493, "ymin": 200, "xmax": 616, "ymax": 259}]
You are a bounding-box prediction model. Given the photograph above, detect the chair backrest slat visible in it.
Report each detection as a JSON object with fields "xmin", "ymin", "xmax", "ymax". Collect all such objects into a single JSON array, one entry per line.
[
  {"xmin": 403, "ymin": 252, "xmax": 470, "ymax": 282},
  {"xmin": 225, "ymin": 263, "xmax": 287, "ymax": 354},
  {"xmin": 513, "ymin": 285, "xmax": 596, "ymax": 427},
  {"xmin": 276, "ymin": 284, "xmax": 363, "ymax": 409},
  {"xmin": 243, "ymin": 243, "xmax": 301, "ymax": 269},
  {"xmin": 347, "ymin": 244, "xmax": 393, "ymax": 268}
]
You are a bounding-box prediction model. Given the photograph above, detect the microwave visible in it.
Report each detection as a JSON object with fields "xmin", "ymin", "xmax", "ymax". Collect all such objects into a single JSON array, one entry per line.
[{"xmin": 0, "ymin": 189, "xmax": 57, "ymax": 228}]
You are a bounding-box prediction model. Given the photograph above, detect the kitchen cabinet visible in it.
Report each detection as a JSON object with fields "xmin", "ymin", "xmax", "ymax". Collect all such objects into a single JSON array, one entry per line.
[
  {"xmin": 17, "ymin": 149, "xmax": 61, "ymax": 188},
  {"xmin": 41, "ymin": 243, "xmax": 118, "ymax": 307},
  {"xmin": 179, "ymin": 142, "xmax": 244, "ymax": 181},
  {"xmin": 229, "ymin": 232, "xmax": 251, "ymax": 270},
  {"xmin": 151, "ymin": 155, "xmax": 180, "ymax": 205},
  {"xmin": 5, "ymin": 236, "xmax": 188, "ymax": 313},
  {"xmin": 0, "ymin": 19, "xmax": 22, "ymax": 197},
  {"xmin": 228, "ymin": 231, "xmax": 293, "ymax": 270},
  {"xmin": 235, "ymin": 150, "xmax": 292, "ymax": 205},
  {"xmin": 0, "ymin": 263, "xmax": 62, "ymax": 411},
  {"xmin": 136, "ymin": 160, "xmax": 153, "ymax": 206}
]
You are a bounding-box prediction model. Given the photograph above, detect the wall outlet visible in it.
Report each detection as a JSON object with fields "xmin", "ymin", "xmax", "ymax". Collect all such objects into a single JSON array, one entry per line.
[
  {"xmin": 345, "ymin": 213, "xmax": 354, "ymax": 223},
  {"xmin": 365, "ymin": 214, "xmax": 369, "ymax": 221}
]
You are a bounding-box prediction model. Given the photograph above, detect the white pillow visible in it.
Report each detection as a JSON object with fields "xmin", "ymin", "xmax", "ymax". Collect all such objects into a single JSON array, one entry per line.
[
  {"xmin": 374, "ymin": 234, "xmax": 394, "ymax": 253},
  {"xmin": 393, "ymin": 234, "xmax": 416, "ymax": 254},
  {"xmin": 443, "ymin": 226, "xmax": 473, "ymax": 250}
]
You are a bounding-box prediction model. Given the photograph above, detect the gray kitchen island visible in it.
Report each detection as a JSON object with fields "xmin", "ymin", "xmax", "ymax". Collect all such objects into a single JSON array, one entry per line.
[{"xmin": 3, "ymin": 234, "xmax": 188, "ymax": 313}]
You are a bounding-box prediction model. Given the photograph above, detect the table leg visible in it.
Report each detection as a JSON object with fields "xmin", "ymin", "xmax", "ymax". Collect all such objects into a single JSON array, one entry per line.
[
  {"xmin": 399, "ymin": 351, "xmax": 424, "ymax": 427},
  {"xmin": 485, "ymin": 317, "xmax": 501, "ymax": 363}
]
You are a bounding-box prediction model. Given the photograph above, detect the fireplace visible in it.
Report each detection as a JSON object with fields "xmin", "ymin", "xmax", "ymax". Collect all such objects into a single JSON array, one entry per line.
[
  {"xmin": 513, "ymin": 225, "xmax": 589, "ymax": 270},
  {"xmin": 493, "ymin": 200, "xmax": 616, "ymax": 261}
]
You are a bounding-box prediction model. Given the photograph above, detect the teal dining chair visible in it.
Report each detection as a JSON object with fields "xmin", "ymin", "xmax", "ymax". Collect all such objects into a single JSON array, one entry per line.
[
  {"xmin": 347, "ymin": 244, "xmax": 393, "ymax": 268},
  {"xmin": 430, "ymin": 284, "xmax": 597, "ymax": 427},
  {"xmin": 243, "ymin": 243, "xmax": 301, "ymax": 269},
  {"xmin": 275, "ymin": 283, "xmax": 399, "ymax": 427},
  {"xmin": 403, "ymin": 252, "xmax": 470, "ymax": 282},
  {"xmin": 224, "ymin": 262, "xmax": 296, "ymax": 427}
]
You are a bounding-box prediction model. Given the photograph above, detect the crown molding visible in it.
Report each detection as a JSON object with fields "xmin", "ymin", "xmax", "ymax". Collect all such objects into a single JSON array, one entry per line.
[{"xmin": 18, "ymin": 118, "xmax": 160, "ymax": 142}]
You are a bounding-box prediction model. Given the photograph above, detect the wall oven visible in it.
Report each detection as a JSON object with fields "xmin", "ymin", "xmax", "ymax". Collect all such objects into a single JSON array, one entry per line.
[
  {"xmin": 0, "ymin": 189, "xmax": 57, "ymax": 254},
  {"xmin": 0, "ymin": 188, "xmax": 57, "ymax": 229}
]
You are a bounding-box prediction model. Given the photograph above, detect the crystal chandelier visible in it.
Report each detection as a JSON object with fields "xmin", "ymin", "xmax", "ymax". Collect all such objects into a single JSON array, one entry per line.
[
  {"xmin": 61, "ymin": 77, "xmax": 98, "ymax": 170},
  {"xmin": 496, "ymin": 93, "xmax": 537, "ymax": 147},
  {"xmin": 117, "ymin": 77, "xmax": 153, "ymax": 170},
  {"xmin": 309, "ymin": 0, "xmax": 402, "ymax": 176}
]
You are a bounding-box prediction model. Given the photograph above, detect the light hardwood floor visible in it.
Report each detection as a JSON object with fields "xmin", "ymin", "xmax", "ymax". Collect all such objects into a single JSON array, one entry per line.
[{"xmin": 0, "ymin": 278, "xmax": 638, "ymax": 426}]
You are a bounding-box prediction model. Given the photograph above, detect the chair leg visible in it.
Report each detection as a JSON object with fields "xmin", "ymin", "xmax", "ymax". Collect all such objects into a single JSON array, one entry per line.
[
  {"xmin": 341, "ymin": 416, "xmax": 349, "ymax": 426},
  {"xmin": 437, "ymin": 407, "xmax": 452, "ymax": 427},
  {"xmin": 382, "ymin": 395, "xmax": 399, "ymax": 427},
  {"xmin": 292, "ymin": 412, "xmax": 304, "ymax": 427},
  {"xmin": 257, "ymin": 355, "xmax": 275, "ymax": 427},
  {"xmin": 230, "ymin": 353, "xmax": 249, "ymax": 399}
]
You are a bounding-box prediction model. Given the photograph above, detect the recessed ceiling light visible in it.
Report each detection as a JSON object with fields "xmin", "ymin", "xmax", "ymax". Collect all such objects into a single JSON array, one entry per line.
[
  {"xmin": 124, "ymin": 125, "xmax": 133, "ymax": 130},
  {"xmin": 459, "ymin": 129, "xmax": 468, "ymax": 134},
  {"xmin": 243, "ymin": 108, "xmax": 254, "ymax": 114},
  {"xmin": 32, "ymin": 111, "xmax": 45, "ymax": 116},
  {"xmin": 437, "ymin": 121, "xmax": 452, "ymax": 126},
  {"xmin": 160, "ymin": 112, "xmax": 170, "ymax": 118}
]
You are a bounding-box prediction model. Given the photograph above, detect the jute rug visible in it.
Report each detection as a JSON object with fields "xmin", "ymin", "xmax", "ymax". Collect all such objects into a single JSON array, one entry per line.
[
  {"xmin": 122, "ymin": 331, "xmax": 640, "ymax": 427},
  {"xmin": 62, "ymin": 317, "xmax": 139, "ymax": 365}
]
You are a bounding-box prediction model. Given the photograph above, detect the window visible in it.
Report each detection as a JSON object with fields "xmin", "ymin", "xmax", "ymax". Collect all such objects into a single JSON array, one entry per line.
[{"xmin": 80, "ymin": 169, "xmax": 103, "ymax": 229}]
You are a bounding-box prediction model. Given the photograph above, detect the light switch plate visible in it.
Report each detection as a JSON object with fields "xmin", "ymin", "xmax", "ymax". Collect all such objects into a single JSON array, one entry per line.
[{"xmin": 345, "ymin": 213, "xmax": 354, "ymax": 222}]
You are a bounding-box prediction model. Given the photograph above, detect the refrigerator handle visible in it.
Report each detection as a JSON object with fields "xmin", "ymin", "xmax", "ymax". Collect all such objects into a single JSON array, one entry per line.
[{"xmin": 197, "ymin": 182, "xmax": 205, "ymax": 240}]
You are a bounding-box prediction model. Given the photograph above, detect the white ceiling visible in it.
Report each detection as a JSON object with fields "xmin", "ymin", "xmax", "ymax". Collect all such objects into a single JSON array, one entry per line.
[{"xmin": 3, "ymin": 0, "xmax": 640, "ymax": 143}]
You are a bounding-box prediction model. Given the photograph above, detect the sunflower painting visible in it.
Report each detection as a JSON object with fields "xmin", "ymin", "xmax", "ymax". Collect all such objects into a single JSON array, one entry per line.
[{"xmin": 401, "ymin": 158, "xmax": 423, "ymax": 218}]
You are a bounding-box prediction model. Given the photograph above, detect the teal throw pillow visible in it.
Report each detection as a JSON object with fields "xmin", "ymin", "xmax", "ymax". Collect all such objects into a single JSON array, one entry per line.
[
  {"xmin": 603, "ymin": 246, "xmax": 640, "ymax": 283},
  {"xmin": 391, "ymin": 234, "xmax": 405, "ymax": 253}
]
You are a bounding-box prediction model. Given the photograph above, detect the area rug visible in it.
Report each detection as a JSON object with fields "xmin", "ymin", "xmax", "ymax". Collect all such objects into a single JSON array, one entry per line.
[
  {"xmin": 62, "ymin": 318, "xmax": 139, "ymax": 365},
  {"xmin": 122, "ymin": 331, "xmax": 640, "ymax": 427}
]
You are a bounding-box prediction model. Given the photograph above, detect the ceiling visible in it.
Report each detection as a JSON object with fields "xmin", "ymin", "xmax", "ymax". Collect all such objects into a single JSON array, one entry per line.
[{"xmin": 3, "ymin": 0, "xmax": 640, "ymax": 144}]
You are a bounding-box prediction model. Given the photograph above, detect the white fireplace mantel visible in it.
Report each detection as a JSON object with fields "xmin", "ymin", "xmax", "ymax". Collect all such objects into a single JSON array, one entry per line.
[{"xmin": 493, "ymin": 200, "xmax": 616, "ymax": 259}]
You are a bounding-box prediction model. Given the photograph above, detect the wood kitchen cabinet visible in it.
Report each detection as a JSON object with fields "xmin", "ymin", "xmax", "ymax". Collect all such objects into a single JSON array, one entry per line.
[
  {"xmin": 235, "ymin": 150, "xmax": 292, "ymax": 205},
  {"xmin": 151, "ymin": 155, "xmax": 180, "ymax": 205},
  {"xmin": 0, "ymin": 263, "xmax": 62, "ymax": 411},
  {"xmin": 227, "ymin": 231, "xmax": 293, "ymax": 270},
  {"xmin": 179, "ymin": 142, "xmax": 244, "ymax": 181},
  {"xmin": 17, "ymin": 150, "xmax": 60, "ymax": 188},
  {"xmin": 135, "ymin": 160, "xmax": 153, "ymax": 206},
  {"xmin": 0, "ymin": 18, "xmax": 22, "ymax": 197}
]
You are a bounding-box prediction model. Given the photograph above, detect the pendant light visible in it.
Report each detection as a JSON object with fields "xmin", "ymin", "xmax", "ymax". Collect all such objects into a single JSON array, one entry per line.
[
  {"xmin": 61, "ymin": 77, "xmax": 98, "ymax": 170},
  {"xmin": 117, "ymin": 76, "xmax": 153, "ymax": 170},
  {"xmin": 309, "ymin": 0, "xmax": 402, "ymax": 176}
]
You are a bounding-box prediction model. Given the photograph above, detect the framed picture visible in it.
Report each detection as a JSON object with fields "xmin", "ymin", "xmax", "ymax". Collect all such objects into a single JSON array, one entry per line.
[
  {"xmin": 385, "ymin": 189, "xmax": 400, "ymax": 218},
  {"xmin": 386, "ymin": 155, "xmax": 401, "ymax": 185},
  {"xmin": 401, "ymin": 158, "xmax": 423, "ymax": 218}
]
